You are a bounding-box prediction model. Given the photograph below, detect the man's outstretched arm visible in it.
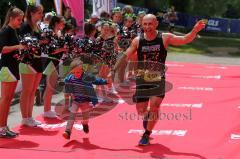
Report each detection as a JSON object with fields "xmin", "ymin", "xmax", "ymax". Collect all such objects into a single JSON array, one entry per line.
[
  {"xmin": 163, "ymin": 20, "xmax": 206, "ymax": 48},
  {"xmin": 113, "ymin": 36, "xmax": 139, "ymax": 71}
]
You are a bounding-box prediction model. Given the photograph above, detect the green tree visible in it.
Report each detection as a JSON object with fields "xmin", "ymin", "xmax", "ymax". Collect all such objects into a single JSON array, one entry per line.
[
  {"xmin": 222, "ymin": 0, "xmax": 240, "ymax": 18},
  {"xmin": 41, "ymin": 0, "xmax": 55, "ymax": 13},
  {"xmin": 168, "ymin": 0, "xmax": 191, "ymax": 13},
  {"xmin": 118, "ymin": 0, "xmax": 168, "ymax": 11},
  {"xmin": 188, "ymin": 0, "xmax": 227, "ymax": 17},
  {"xmin": 118, "ymin": 0, "xmax": 240, "ymax": 18}
]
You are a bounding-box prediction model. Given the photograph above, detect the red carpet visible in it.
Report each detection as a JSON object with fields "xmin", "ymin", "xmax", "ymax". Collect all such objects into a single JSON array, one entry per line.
[{"xmin": 1, "ymin": 62, "xmax": 240, "ymax": 159}]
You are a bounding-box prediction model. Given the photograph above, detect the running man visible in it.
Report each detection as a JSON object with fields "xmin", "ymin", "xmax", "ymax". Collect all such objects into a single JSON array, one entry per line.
[{"xmin": 114, "ymin": 14, "xmax": 206, "ymax": 145}]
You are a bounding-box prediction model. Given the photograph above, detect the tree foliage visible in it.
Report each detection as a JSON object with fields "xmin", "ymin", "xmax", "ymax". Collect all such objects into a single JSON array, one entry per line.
[{"xmin": 118, "ymin": 0, "xmax": 240, "ymax": 18}]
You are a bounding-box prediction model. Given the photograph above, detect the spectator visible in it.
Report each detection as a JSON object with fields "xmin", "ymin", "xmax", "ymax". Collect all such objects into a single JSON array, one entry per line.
[
  {"xmin": 122, "ymin": 5, "xmax": 134, "ymax": 15},
  {"xmin": 64, "ymin": 7, "xmax": 77, "ymax": 29},
  {"xmin": 99, "ymin": 10, "xmax": 111, "ymax": 21},
  {"xmin": 89, "ymin": 13, "xmax": 99, "ymax": 25},
  {"xmin": 164, "ymin": 6, "xmax": 178, "ymax": 33},
  {"xmin": 111, "ymin": 7, "xmax": 122, "ymax": 24},
  {"xmin": 40, "ymin": 12, "xmax": 54, "ymax": 31}
]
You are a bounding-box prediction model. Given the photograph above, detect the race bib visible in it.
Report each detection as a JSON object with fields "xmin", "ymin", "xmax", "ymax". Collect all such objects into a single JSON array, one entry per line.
[
  {"xmin": 136, "ymin": 69, "xmax": 162, "ymax": 82},
  {"xmin": 144, "ymin": 70, "xmax": 162, "ymax": 82}
]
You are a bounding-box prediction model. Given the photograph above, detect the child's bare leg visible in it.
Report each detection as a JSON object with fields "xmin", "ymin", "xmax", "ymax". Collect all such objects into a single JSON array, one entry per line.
[
  {"xmin": 63, "ymin": 93, "xmax": 71, "ymax": 114},
  {"xmin": 99, "ymin": 65, "xmax": 112, "ymax": 102},
  {"xmin": 80, "ymin": 103, "xmax": 91, "ymax": 124},
  {"xmin": 79, "ymin": 103, "xmax": 92, "ymax": 133},
  {"xmin": 63, "ymin": 103, "xmax": 79, "ymax": 139}
]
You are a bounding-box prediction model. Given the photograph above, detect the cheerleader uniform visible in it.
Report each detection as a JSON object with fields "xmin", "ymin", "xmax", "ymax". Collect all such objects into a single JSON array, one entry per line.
[
  {"xmin": 18, "ymin": 22, "xmax": 43, "ymax": 74},
  {"xmin": 43, "ymin": 32, "xmax": 64, "ymax": 76},
  {"xmin": 77, "ymin": 36, "xmax": 100, "ymax": 74},
  {"xmin": 96, "ymin": 36, "xmax": 117, "ymax": 68},
  {"xmin": 0, "ymin": 26, "xmax": 20, "ymax": 82}
]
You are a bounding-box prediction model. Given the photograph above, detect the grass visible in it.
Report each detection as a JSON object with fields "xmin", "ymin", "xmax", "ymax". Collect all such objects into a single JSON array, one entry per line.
[{"xmin": 168, "ymin": 35, "xmax": 240, "ymax": 55}]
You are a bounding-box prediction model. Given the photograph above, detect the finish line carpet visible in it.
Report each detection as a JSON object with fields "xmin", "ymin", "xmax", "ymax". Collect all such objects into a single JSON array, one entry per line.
[{"xmin": 1, "ymin": 62, "xmax": 240, "ymax": 159}]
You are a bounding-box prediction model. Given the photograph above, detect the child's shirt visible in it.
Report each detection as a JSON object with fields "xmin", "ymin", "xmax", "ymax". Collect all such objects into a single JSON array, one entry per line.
[{"xmin": 64, "ymin": 72, "xmax": 107, "ymax": 106}]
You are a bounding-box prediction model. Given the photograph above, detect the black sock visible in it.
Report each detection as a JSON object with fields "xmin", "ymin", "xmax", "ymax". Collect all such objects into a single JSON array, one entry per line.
[
  {"xmin": 144, "ymin": 130, "xmax": 152, "ymax": 136},
  {"xmin": 65, "ymin": 130, "xmax": 71, "ymax": 136},
  {"xmin": 143, "ymin": 112, "xmax": 150, "ymax": 121}
]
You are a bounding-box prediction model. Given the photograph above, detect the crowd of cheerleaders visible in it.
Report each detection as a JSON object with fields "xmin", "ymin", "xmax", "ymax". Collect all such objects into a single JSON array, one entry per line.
[{"xmin": 17, "ymin": 14, "xmax": 144, "ymax": 69}]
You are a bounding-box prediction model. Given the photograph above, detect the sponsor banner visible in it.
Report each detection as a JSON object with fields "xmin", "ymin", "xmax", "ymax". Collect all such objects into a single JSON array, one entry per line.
[
  {"xmin": 205, "ymin": 18, "xmax": 229, "ymax": 33},
  {"xmin": 54, "ymin": 0, "xmax": 62, "ymax": 15},
  {"xmin": 173, "ymin": 12, "xmax": 189, "ymax": 27},
  {"xmin": 93, "ymin": 0, "xmax": 116, "ymax": 15},
  {"xmin": 230, "ymin": 19, "xmax": 240, "ymax": 34},
  {"xmin": 187, "ymin": 16, "xmax": 229, "ymax": 33}
]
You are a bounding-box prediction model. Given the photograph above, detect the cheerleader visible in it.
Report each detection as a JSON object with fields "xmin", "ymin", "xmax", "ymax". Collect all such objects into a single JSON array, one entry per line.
[
  {"xmin": 134, "ymin": 11, "xmax": 146, "ymax": 36},
  {"xmin": 123, "ymin": 14, "xmax": 138, "ymax": 80},
  {"xmin": 111, "ymin": 7, "xmax": 123, "ymax": 26},
  {"xmin": 18, "ymin": 4, "xmax": 44, "ymax": 127},
  {"xmin": 117, "ymin": 13, "xmax": 137, "ymax": 84},
  {"xmin": 76, "ymin": 22, "xmax": 97, "ymax": 71},
  {"xmin": 61, "ymin": 23, "xmax": 78, "ymax": 112},
  {"xmin": 42, "ymin": 16, "xmax": 67, "ymax": 118},
  {"xmin": 96, "ymin": 21, "xmax": 118, "ymax": 102},
  {"xmin": 0, "ymin": 7, "xmax": 25, "ymax": 138},
  {"xmin": 108, "ymin": 22, "xmax": 119, "ymax": 94},
  {"xmin": 35, "ymin": 12, "xmax": 54, "ymax": 106},
  {"xmin": 122, "ymin": 5, "xmax": 134, "ymax": 15}
]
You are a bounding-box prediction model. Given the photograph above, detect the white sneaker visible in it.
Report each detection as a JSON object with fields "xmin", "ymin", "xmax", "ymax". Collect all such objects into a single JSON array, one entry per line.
[
  {"xmin": 22, "ymin": 118, "xmax": 38, "ymax": 127},
  {"xmin": 29, "ymin": 118, "xmax": 42, "ymax": 125},
  {"xmin": 43, "ymin": 110, "xmax": 58, "ymax": 118}
]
